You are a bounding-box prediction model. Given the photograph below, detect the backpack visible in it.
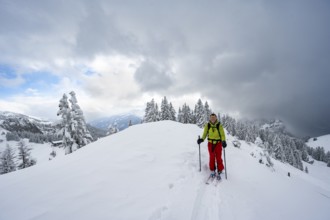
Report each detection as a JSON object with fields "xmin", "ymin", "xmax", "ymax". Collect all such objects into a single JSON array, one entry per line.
[{"xmin": 207, "ymin": 122, "xmax": 222, "ymax": 141}]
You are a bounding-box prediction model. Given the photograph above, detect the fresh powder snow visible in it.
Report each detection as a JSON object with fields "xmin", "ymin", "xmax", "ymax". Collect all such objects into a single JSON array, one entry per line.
[{"xmin": 0, "ymin": 121, "xmax": 329, "ymax": 220}]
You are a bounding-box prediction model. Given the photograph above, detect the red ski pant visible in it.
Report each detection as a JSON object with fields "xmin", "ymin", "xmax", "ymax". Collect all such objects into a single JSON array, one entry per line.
[{"xmin": 208, "ymin": 141, "xmax": 224, "ymax": 172}]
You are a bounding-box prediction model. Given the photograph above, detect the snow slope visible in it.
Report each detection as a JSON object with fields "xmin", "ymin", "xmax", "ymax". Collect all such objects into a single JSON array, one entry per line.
[
  {"xmin": 0, "ymin": 121, "xmax": 329, "ymax": 220},
  {"xmin": 307, "ymin": 135, "xmax": 330, "ymax": 152}
]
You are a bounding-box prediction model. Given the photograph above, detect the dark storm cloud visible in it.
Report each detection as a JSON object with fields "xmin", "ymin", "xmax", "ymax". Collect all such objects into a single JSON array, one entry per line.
[
  {"xmin": 134, "ymin": 59, "xmax": 173, "ymax": 91},
  {"xmin": 1, "ymin": 0, "xmax": 330, "ymax": 136}
]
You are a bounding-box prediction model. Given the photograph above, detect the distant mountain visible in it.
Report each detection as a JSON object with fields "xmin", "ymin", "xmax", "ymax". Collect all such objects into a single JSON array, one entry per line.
[
  {"xmin": 0, "ymin": 111, "xmax": 55, "ymax": 135},
  {"xmin": 89, "ymin": 114, "xmax": 142, "ymax": 131}
]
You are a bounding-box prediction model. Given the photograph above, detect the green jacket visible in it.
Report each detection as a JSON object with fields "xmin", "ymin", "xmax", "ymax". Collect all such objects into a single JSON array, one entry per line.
[{"xmin": 201, "ymin": 121, "xmax": 226, "ymax": 143}]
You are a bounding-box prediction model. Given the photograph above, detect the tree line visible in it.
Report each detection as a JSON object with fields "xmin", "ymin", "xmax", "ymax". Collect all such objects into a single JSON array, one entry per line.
[
  {"xmin": 306, "ymin": 146, "xmax": 330, "ymax": 167},
  {"xmin": 6, "ymin": 130, "xmax": 61, "ymax": 144},
  {"xmin": 143, "ymin": 97, "xmax": 212, "ymax": 127}
]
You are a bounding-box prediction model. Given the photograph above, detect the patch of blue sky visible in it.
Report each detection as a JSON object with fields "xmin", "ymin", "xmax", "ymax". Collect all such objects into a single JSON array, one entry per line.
[
  {"xmin": 24, "ymin": 71, "xmax": 60, "ymax": 91},
  {"xmin": 0, "ymin": 64, "xmax": 17, "ymax": 79},
  {"xmin": 0, "ymin": 66, "xmax": 60, "ymax": 98}
]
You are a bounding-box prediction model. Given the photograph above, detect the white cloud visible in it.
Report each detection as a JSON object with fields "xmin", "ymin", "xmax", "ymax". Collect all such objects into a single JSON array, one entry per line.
[
  {"xmin": 0, "ymin": 74, "xmax": 25, "ymax": 87},
  {"xmin": 25, "ymin": 88, "xmax": 40, "ymax": 96}
]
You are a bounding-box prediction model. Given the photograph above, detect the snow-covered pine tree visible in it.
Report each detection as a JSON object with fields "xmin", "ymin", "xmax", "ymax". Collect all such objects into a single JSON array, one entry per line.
[
  {"xmin": 17, "ymin": 140, "xmax": 36, "ymax": 169},
  {"xmin": 236, "ymin": 121, "xmax": 247, "ymax": 140},
  {"xmin": 179, "ymin": 103, "xmax": 193, "ymax": 124},
  {"xmin": 222, "ymin": 114, "xmax": 237, "ymax": 136},
  {"xmin": 312, "ymin": 147, "xmax": 326, "ymax": 161},
  {"xmin": 177, "ymin": 107, "xmax": 183, "ymax": 123},
  {"xmin": 160, "ymin": 96, "xmax": 171, "ymax": 120},
  {"xmin": 293, "ymin": 139, "xmax": 309, "ymax": 162},
  {"xmin": 284, "ymin": 138, "xmax": 296, "ymax": 166},
  {"xmin": 187, "ymin": 106, "xmax": 194, "ymax": 124},
  {"xmin": 220, "ymin": 114, "xmax": 229, "ymax": 128},
  {"xmin": 69, "ymin": 91, "xmax": 93, "ymax": 149},
  {"xmin": 57, "ymin": 93, "xmax": 74, "ymax": 155},
  {"xmin": 154, "ymin": 103, "xmax": 160, "ymax": 121},
  {"xmin": 294, "ymin": 150, "xmax": 303, "ymax": 170},
  {"xmin": 169, "ymin": 102, "xmax": 176, "ymax": 121},
  {"xmin": 143, "ymin": 100, "xmax": 152, "ymax": 123},
  {"xmin": 325, "ymin": 152, "xmax": 330, "ymax": 166},
  {"xmin": 108, "ymin": 123, "xmax": 119, "ymax": 135},
  {"xmin": 0, "ymin": 144, "xmax": 16, "ymax": 174},
  {"xmin": 204, "ymin": 101, "xmax": 212, "ymax": 122},
  {"xmin": 195, "ymin": 99, "xmax": 205, "ymax": 128},
  {"xmin": 273, "ymin": 134, "xmax": 286, "ymax": 162},
  {"xmin": 246, "ymin": 123, "xmax": 258, "ymax": 143},
  {"xmin": 143, "ymin": 99, "xmax": 158, "ymax": 123}
]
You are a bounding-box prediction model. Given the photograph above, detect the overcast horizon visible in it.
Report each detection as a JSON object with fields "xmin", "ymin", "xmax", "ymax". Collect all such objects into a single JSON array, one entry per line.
[{"xmin": 1, "ymin": 0, "xmax": 330, "ymax": 137}]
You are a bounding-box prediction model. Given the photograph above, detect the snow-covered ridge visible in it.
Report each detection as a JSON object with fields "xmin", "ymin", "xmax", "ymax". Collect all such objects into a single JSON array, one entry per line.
[
  {"xmin": 307, "ymin": 134, "xmax": 330, "ymax": 152},
  {"xmin": 0, "ymin": 111, "xmax": 55, "ymax": 134},
  {"xmin": 0, "ymin": 111, "xmax": 53, "ymax": 125},
  {"xmin": 0, "ymin": 121, "xmax": 329, "ymax": 220}
]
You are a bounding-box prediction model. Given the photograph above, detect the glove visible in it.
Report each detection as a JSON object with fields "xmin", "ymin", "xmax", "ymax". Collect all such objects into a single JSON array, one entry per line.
[
  {"xmin": 197, "ymin": 138, "xmax": 204, "ymax": 145},
  {"xmin": 222, "ymin": 141, "xmax": 227, "ymax": 148}
]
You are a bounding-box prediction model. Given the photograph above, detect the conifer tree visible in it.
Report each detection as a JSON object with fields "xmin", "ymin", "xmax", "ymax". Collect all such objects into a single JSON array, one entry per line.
[
  {"xmin": 143, "ymin": 99, "xmax": 159, "ymax": 123},
  {"xmin": 160, "ymin": 96, "xmax": 171, "ymax": 120},
  {"xmin": 179, "ymin": 103, "xmax": 193, "ymax": 124},
  {"xmin": 57, "ymin": 94, "xmax": 74, "ymax": 154},
  {"xmin": 195, "ymin": 99, "xmax": 205, "ymax": 127},
  {"xmin": 69, "ymin": 91, "xmax": 93, "ymax": 149},
  {"xmin": 204, "ymin": 101, "xmax": 212, "ymax": 122},
  {"xmin": 0, "ymin": 144, "xmax": 16, "ymax": 174},
  {"xmin": 17, "ymin": 140, "xmax": 36, "ymax": 169},
  {"xmin": 108, "ymin": 123, "xmax": 119, "ymax": 135},
  {"xmin": 169, "ymin": 102, "xmax": 176, "ymax": 121},
  {"xmin": 177, "ymin": 107, "xmax": 183, "ymax": 123}
]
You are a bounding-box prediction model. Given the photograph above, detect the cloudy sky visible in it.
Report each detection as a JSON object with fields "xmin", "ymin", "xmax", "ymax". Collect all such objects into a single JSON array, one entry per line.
[{"xmin": 0, "ymin": 0, "xmax": 329, "ymax": 137}]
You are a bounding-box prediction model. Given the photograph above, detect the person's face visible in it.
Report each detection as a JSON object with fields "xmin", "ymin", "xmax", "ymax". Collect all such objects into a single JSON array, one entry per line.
[{"xmin": 210, "ymin": 115, "xmax": 217, "ymax": 123}]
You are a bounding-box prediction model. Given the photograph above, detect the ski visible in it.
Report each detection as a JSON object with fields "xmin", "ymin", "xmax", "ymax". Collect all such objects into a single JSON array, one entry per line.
[{"xmin": 205, "ymin": 175, "xmax": 215, "ymax": 185}]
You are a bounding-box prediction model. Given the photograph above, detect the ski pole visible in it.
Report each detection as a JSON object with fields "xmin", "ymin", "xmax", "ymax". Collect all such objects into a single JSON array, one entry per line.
[
  {"xmin": 198, "ymin": 135, "xmax": 201, "ymax": 172},
  {"xmin": 223, "ymin": 147, "xmax": 227, "ymax": 179}
]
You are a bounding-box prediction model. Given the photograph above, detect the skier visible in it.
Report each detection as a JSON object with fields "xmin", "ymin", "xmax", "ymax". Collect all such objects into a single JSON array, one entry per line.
[{"xmin": 197, "ymin": 113, "xmax": 227, "ymax": 180}]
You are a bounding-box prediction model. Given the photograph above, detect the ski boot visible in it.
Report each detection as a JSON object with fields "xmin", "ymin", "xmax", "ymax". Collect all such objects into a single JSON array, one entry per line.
[{"xmin": 217, "ymin": 171, "xmax": 222, "ymax": 180}]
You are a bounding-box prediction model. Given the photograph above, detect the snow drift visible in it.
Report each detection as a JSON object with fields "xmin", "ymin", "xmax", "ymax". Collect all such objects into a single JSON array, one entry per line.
[{"xmin": 0, "ymin": 121, "xmax": 329, "ymax": 220}]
